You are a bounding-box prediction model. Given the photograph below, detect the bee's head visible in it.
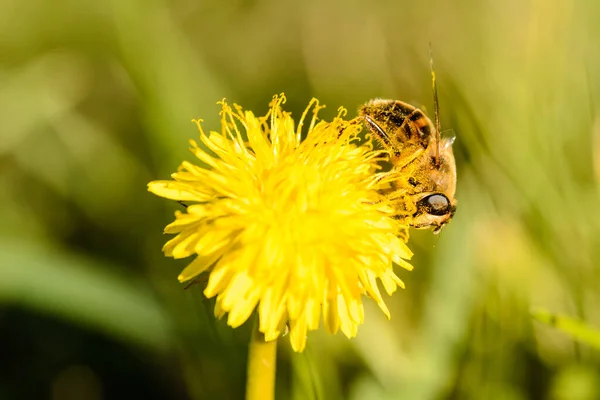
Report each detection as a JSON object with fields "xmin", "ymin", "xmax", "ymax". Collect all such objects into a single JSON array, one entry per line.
[
  {"xmin": 411, "ymin": 193, "xmax": 456, "ymax": 233},
  {"xmin": 407, "ymin": 137, "xmax": 457, "ymax": 233}
]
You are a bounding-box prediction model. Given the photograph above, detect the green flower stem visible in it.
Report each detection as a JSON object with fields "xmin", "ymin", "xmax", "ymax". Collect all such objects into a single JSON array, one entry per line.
[{"xmin": 246, "ymin": 321, "xmax": 278, "ymax": 400}]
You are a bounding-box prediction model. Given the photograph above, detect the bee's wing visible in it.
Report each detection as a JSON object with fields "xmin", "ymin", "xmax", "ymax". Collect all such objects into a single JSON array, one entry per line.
[{"xmin": 359, "ymin": 100, "xmax": 434, "ymax": 152}]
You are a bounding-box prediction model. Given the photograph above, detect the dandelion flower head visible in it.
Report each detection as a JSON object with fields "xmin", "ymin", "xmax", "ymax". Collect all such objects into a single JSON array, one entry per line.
[{"xmin": 148, "ymin": 94, "xmax": 414, "ymax": 352}]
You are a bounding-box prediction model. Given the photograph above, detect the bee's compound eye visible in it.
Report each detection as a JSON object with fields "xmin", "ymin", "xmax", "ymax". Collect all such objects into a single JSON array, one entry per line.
[{"xmin": 417, "ymin": 194, "xmax": 451, "ymax": 216}]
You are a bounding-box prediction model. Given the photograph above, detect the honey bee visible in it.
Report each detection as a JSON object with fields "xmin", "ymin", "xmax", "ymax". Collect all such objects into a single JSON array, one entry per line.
[{"xmin": 359, "ymin": 54, "xmax": 457, "ymax": 233}]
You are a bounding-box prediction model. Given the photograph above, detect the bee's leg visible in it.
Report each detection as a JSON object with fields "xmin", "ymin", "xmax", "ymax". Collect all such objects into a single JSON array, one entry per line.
[
  {"xmin": 389, "ymin": 147, "xmax": 425, "ymax": 170},
  {"xmin": 394, "ymin": 223, "xmax": 410, "ymax": 242},
  {"xmin": 386, "ymin": 190, "xmax": 416, "ymax": 212},
  {"xmin": 363, "ymin": 187, "xmax": 413, "ymax": 240},
  {"xmin": 387, "ymin": 191, "xmax": 415, "ymax": 241},
  {"xmin": 365, "ymin": 187, "xmax": 412, "ymax": 212},
  {"xmin": 373, "ymin": 150, "xmax": 423, "ymax": 190}
]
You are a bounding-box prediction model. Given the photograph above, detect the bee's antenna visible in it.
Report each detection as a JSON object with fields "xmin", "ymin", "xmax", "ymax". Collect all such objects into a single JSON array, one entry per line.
[{"xmin": 429, "ymin": 44, "xmax": 441, "ymax": 166}]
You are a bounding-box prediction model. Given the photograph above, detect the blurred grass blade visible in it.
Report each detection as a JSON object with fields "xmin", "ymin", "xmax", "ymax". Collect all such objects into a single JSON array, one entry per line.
[
  {"xmin": 0, "ymin": 238, "xmax": 172, "ymax": 351},
  {"xmin": 532, "ymin": 308, "xmax": 600, "ymax": 350},
  {"xmin": 108, "ymin": 0, "xmax": 227, "ymax": 168}
]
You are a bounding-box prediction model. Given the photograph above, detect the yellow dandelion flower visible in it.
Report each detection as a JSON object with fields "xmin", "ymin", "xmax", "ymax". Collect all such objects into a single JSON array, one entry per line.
[{"xmin": 148, "ymin": 94, "xmax": 414, "ymax": 352}]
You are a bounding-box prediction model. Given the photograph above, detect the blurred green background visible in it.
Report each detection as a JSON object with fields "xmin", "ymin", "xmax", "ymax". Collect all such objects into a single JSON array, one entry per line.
[{"xmin": 2, "ymin": 0, "xmax": 600, "ymax": 399}]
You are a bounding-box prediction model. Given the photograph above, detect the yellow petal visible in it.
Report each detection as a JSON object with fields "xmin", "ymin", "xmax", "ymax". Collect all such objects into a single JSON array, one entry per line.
[
  {"xmin": 177, "ymin": 251, "xmax": 224, "ymax": 283},
  {"xmin": 148, "ymin": 181, "xmax": 211, "ymax": 202}
]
